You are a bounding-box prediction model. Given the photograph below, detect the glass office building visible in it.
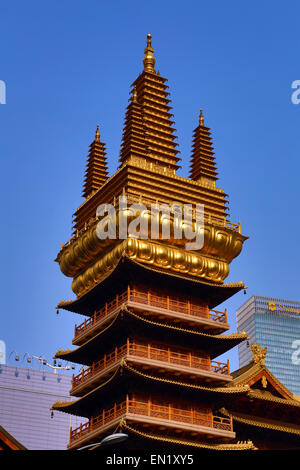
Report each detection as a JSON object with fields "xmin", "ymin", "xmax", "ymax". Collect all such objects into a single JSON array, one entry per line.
[
  {"xmin": 236, "ymin": 295, "xmax": 300, "ymax": 396},
  {"xmin": 0, "ymin": 363, "xmax": 87, "ymax": 450}
]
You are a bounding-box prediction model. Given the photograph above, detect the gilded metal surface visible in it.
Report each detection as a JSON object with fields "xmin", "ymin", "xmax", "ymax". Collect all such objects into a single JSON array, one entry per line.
[
  {"xmin": 58, "ymin": 208, "xmax": 246, "ymax": 279},
  {"xmin": 82, "ymin": 125, "xmax": 108, "ymax": 199},
  {"xmin": 251, "ymin": 344, "xmax": 267, "ymax": 366},
  {"xmin": 143, "ymin": 33, "xmax": 155, "ymax": 72},
  {"xmin": 71, "ymin": 237, "xmax": 234, "ymax": 297}
]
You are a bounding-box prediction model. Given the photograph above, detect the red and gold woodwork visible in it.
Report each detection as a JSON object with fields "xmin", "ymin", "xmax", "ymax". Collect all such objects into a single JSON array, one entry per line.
[{"xmin": 51, "ymin": 34, "xmax": 259, "ymax": 451}]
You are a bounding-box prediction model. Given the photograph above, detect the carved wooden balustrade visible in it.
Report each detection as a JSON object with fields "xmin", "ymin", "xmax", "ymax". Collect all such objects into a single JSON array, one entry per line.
[
  {"xmin": 72, "ymin": 340, "xmax": 230, "ymax": 388},
  {"xmin": 74, "ymin": 287, "xmax": 228, "ymax": 340},
  {"xmin": 69, "ymin": 397, "xmax": 233, "ymax": 443}
]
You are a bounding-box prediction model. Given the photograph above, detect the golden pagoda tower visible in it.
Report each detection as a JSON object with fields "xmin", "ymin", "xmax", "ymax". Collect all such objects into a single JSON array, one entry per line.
[{"xmin": 51, "ymin": 34, "xmax": 256, "ymax": 451}]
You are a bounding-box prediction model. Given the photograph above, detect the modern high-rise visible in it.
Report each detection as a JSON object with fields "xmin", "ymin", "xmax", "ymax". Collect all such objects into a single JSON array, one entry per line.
[
  {"xmin": 0, "ymin": 363, "xmax": 87, "ymax": 450},
  {"xmin": 236, "ymin": 295, "xmax": 300, "ymax": 396}
]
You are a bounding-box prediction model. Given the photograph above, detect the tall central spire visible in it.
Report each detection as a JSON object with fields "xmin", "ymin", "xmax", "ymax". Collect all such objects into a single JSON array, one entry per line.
[{"xmin": 119, "ymin": 34, "xmax": 181, "ymax": 172}]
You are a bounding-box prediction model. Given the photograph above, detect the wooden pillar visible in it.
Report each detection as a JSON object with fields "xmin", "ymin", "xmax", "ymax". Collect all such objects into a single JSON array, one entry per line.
[
  {"xmin": 224, "ymin": 308, "xmax": 227, "ymax": 323},
  {"xmin": 126, "ymin": 394, "xmax": 129, "ymax": 413},
  {"xmin": 147, "ymin": 399, "xmax": 151, "ymax": 416}
]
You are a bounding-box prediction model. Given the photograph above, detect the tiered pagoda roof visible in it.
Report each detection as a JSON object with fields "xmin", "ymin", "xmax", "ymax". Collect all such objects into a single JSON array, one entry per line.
[
  {"xmin": 69, "ymin": 35, "xmax": 236, "ymax": 234},
  {"xmin": 118, "ymin": 34, "xmax": 180, "ymax": 172},
  {"xmin": 51, "ymin": 34, "xmax": 260, "ymax": 452},
  {"xmin": 119, "ymin": 87, "xmax": 148, "ymax": 164},
  {"xmin": 222, "ymin": 344, "xmax": 300, "ymax": 449},
  {"xmin": 189, "ymin": 110, "xmax": 218, "ymax": 185},
  {"xmin": 54, "ymin": 305, "xmax": 248, "ymax": 364},
  {"xmin": 82, "ymin": 125, "xmax": 108, "ymax": 200}
]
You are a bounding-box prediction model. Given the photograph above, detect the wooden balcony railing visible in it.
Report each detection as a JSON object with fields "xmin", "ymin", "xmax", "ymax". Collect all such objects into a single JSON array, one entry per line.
[
  {"xmin": 74, "ymin": 287, "xmax": 227, "ymax": 339},
  {"xmin": 69, "ymin": 398, "xmax": 233, "ymax": 443},
  {"xmin": 72, "ymin": 341, "xmax": 230, "ymax": 388}
]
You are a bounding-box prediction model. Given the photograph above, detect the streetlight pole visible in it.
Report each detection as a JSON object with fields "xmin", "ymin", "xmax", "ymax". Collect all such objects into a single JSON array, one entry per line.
[{"xmin": 77, "ymin": 433, "xmax": 128, "ymax": 450}]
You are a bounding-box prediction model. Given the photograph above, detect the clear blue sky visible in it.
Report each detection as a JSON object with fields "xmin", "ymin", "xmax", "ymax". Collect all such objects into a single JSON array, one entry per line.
[{"xmin": 1, "ymin": 0, "xmax": 299, "ymax": 372}]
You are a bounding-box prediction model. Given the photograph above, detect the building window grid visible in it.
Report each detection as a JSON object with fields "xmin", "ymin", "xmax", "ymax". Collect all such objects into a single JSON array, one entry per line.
[{"xmin": 236, "ymin": 296, "xmax": 300, "ymax": 395}]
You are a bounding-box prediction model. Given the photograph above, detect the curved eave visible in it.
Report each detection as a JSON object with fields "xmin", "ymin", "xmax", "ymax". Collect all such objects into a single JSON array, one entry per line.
[
  {"xmin": 51, "ymin": 361, "xmax": 249, "ymax": 417},
  {"xmin": 248, "ymin": 390, "xmax": 300, "ymax": 409},
  {"xmin": 228, "ymin": 411, "xmax": 300, "ymax": 436},
  {"xmin": 54, "ymin": 307, "xmax": 248, "ymax": 364},
  {"xmin": 57, "ymin": 256, "xmax": 246, "ymax": 315},
  {"xmin": 117, "ymin": 421, "xmax": 257, "ymax": 451}
]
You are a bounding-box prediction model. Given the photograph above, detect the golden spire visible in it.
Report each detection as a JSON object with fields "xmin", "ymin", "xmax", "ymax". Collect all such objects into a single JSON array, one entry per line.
[
  {"xmin": 95, "ymin": 124, "xmax": 100, "ymax": 142},
  {"xmin": 199, "ymin": 109, "xmax": 204, "ymax": 126},
  {"xmin": 119, "ymin": 34, "xmax": 180, "ymax": 171},
  {"xmin": 189, "ymin": 112, "xmax": 218, "ymax": 183},
  {"xmin": 143, "ymin": 33, "xmax": 156, "ymax": 72},
  {"xmin": 82, "ymin": 125, "xmax": 108, "ymax": 199}
]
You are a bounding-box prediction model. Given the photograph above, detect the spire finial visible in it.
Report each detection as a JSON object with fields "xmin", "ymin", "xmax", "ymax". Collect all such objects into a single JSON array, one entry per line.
[
  {"xmin": 199, "ymin": 109, "xmax": 204, "ymax": 126},
  {"xmin": 95, "ymin": 124, "xmax": 100, "ymax": 141},
  {"xmin": 143, "ymin": 33, "xmax": 156, "ymax": 72}
]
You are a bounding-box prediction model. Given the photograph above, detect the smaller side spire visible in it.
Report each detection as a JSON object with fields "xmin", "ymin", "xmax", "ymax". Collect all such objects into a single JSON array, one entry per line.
[
  {"xmin": 82, "ymin": 125, "xmax": 109, "ymax": 199},
  {"xmin": 143, "ymin": 33, "xmax": 156, "ymax": 72},
  {"xmin": 189, "ymin": 110, "xmax": 218, "ymax": 184}
]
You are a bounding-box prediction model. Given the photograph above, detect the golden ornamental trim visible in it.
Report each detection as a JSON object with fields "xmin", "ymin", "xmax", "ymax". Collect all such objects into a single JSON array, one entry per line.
[
  {"xmin": 71, "ymin": 237, "xmax": 241, "ymax": 297},
  {"xmin": 121, "ymin": 422, "xmax": 256, "ymax": 450}
]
